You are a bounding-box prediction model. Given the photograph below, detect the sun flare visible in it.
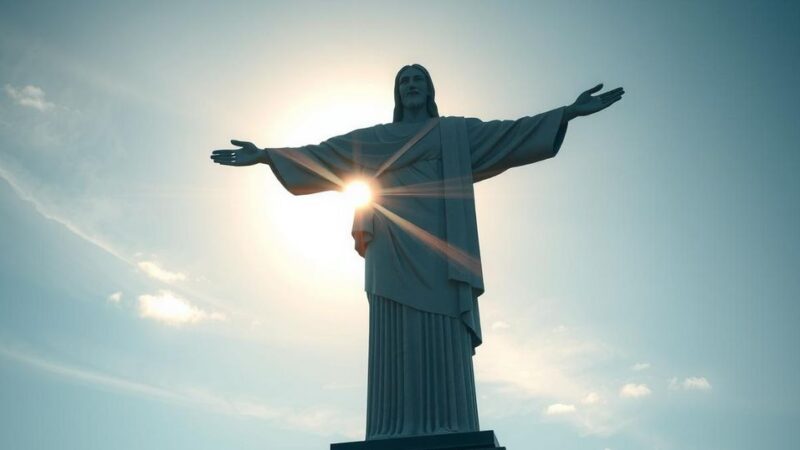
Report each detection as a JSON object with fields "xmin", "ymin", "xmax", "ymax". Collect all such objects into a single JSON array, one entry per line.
[{"xmin": 344, "ymin": 181, "xmax": 373, "ymax": 208}]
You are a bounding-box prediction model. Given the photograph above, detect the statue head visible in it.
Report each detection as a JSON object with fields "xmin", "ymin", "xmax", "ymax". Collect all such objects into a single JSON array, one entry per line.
[{"xmin": 393, "ymin": 64, "xmax": 439, "ymax": 122}]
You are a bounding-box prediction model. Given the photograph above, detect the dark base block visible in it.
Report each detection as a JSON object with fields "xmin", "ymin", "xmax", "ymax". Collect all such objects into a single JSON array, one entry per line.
[{"xmin": 331, "ymin": 430, "xmax": 506, "ymax": 450}]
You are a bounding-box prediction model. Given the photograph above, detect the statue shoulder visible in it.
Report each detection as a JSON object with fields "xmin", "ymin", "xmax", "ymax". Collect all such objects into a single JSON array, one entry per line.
[
  {"xmin": 441, "ymin": 116, "xmax": 484, "ymax": 126},
  {"xmin": 439, "ymin": 116, "xmax": 465, "ymax": 122},
  {"xmin": 322, "ymin": 123, "xmax": 383, "ymax": 143}
]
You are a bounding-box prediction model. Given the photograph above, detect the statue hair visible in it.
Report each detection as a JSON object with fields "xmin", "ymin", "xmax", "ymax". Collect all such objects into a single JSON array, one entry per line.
[{"xmin": 393, "ymin": 64, "xmax": 440, "ymax": 123}]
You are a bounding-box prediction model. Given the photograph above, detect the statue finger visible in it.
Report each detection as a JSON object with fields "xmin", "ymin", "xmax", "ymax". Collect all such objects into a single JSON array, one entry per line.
[
  {"xmin": 599, "ymin": 88, "xmax": 623, "ymax": 98},
  {"xmin": 230, "ymin": 139, "xmax": 251, "ymax": 147},
  {"xmin": 599, "ymin": 94, "xmax": 617, "ymax": 103},
  {"xmin": 212, "ymin": 150, "xmax": 235, "ymax": 155},
  {"xmin": 600, "ymin": 92, "xmax": 623, "ymax": 102},
  {"xmin": 608, "ymin": 92, "xmax": 624, "ymax": 100},
  {"xmin": 584, "ymin": 83, "xmax": 603, "ymax": 95}
]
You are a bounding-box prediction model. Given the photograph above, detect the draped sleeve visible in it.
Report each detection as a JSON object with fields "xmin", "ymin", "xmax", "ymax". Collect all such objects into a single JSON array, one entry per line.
[
  {"xmin": 265, "ymin": 128, "xmax": 374, "ymax": 195},
  {"xmin": 467, "ymin": 107, "xmax": 568, "ymax": 182}
]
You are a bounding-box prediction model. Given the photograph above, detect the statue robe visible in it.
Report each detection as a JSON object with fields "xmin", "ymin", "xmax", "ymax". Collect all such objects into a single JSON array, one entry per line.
[{"xmin": 265, "ymin": 107, "xmax": 567, "ymax": 439}]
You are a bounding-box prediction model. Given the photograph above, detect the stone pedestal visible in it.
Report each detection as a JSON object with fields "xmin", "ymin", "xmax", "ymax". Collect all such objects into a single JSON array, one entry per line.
[{"xmin": 330, "ymin": 430, "xmax": 506, "ymax": 450}]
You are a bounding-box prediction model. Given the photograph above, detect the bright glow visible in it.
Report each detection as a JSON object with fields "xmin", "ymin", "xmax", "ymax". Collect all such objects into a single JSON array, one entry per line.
[
  {"xmin": 243, "ymin": 90, "xmax": 387, "ymax": 289},
  {"xmin": 344, "ymin": 181, "xmax": 372, "ymax": 208}
]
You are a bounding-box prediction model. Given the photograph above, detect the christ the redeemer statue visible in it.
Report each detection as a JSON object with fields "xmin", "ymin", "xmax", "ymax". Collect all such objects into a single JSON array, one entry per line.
[{"xmin": 211, "ymin": 64, "xmax": 624, "ymax": 441}]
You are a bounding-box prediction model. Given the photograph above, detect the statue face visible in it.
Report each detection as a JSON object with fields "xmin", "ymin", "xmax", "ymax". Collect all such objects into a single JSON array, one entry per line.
[{"xmin": 398, "ymin": 67, "xmax": 429, "ymax": 110}]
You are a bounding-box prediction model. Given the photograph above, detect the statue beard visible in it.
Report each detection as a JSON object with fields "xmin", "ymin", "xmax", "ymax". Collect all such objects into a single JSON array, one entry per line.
[{"xmin": 402, "ymin": 95, "xmax": 426, "ymax": 111}]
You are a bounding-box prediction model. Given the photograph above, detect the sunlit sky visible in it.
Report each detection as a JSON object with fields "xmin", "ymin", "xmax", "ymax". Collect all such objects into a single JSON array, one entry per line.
[{"xmin": 1, "ymin": 1, "xmax": 799, "ymax": 449}]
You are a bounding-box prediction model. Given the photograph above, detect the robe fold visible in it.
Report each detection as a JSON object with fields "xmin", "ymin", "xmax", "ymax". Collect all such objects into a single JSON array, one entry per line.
[{"xmin": 265, "ymin": 107, "xmax": 567, "ymax": 439}]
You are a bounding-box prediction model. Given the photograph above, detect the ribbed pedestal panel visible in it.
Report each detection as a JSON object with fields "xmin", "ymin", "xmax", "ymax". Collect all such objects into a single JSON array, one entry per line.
[{"xmin": 366, "ymin": 294, "xmax": 479, "ymax": 440}]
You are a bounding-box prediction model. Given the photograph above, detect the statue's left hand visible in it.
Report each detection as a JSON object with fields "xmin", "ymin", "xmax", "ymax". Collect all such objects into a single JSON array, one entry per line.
[{"xmin": 567, "ymin": 84, "xmax": 625, "ymax": 119}]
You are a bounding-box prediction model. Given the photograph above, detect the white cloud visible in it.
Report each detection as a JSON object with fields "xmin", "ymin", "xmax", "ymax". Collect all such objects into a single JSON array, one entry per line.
[
  {"xmin": 682, "ymin": 377, "xmax": 712, "ymax": 390},
  {"xmin": 137, "ymin": 261, "xmax": 186, "ymax": 282},
  {"xmin": 619, "ymin": 383, "xmax": 651, "ymax": 398},
  {"xmin": 631, "ymin": 362, "xmax": 650, "ymax": 371},
  {"xmin": 545, "ymin": 403, "xmax": 576, "ymax": 415},
  {"xmin": 668, "ymin": 377, "xmax": 679, "ymax": 390},
  {"xmin": 552, "ymin": 324, "xmax": 568, "ymax": 333},
  {"xmin": 491, "ymin": 320, "xmax": 510, "ymax": 331},
  {"xmin": 138, "ymin": 290, "xmax": 224, "ymax": 325},
  {"xmin": 4, "ymin": 84, "xmax": 55, "ymax": 111},
  {"xmin": 669, "ymin": 376, "xmax": 712, "ymax": 391},
  {"xmin": 107, "ymin": 291, "xmax": 122, "ymax": 303},
  {"xmin": 582, "ymin": 392, "xmax": 601, "ymax": 405}
]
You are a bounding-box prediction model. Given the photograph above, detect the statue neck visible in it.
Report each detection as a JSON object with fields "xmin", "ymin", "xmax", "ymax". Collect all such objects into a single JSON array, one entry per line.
[{"xmin": 400, "ymin": 106, "xmax": 431, "ymax": 123}]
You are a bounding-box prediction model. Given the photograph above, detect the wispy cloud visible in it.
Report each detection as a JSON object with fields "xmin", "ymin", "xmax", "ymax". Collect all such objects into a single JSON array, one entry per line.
[
  {"xmin": 322, "ymin": 381, "xmax": 362, "ymax": 391},
  {"xmin": 619, "ymin": 383, "xmax": 651, "ymax": 398},
  {"xmin": 474, "ymin": 309, "xmax": 623, "ymax": 436},
  {"xmin": 138, "ymin": 290, "xmax": 225, "ymax": 326},
  {"xmin": 545, "ymin": 403, "xmax": 576, "ymax": 415},
  {"xmin": 107, "ymin": 291, "xmax": 122, "ymax": 303},
  {"xmin": 490, "ymin": 320, "xmax": 510, "ymax": 331},
  {"xmin": 668, "ymin": 377, "xmax": 678, "ymax": 390},
  {"xmin": 0, "ymin": 164, "xmax": 130, "ymax": 263},
  {"xmin": 631, "ymin": 362, "xmax": 650, "ymax": 371},
  {"xmin": 4, "ymin": 84, "xmax": 55, "ymax": 111},
  {"xmin": 476, "ymin": 329, "xmax": 608, "ymax": 401},
  {"xmin": 0, "ymin": 344, "xmax": 362, "ymax": 438},
  {"xmin": 137, "ymin": 261, "xmax": 186, "ymax": 282},
  {"xmin": 682, "ymin": 377, "xmax": 712, "ymax": 390},
  {"xmin": 669, "ymin": 376, "xmax": 712, "ymax": 391},
  {"xmin": 0, "ymin": 165, "xmax": 237, "ymax": 327},
  {"xmin": 581, "ymin": 392, "xmax": 601, "ymax": 405},
  {"xmin": 0, "ymin": 344, "xmax": 180, "ymax": 402}
]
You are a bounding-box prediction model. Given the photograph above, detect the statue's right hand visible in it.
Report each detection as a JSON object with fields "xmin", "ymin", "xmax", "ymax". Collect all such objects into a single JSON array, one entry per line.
[{"xmin": 210, "ymin": 140, "xmax": 265, "ymax": 166}]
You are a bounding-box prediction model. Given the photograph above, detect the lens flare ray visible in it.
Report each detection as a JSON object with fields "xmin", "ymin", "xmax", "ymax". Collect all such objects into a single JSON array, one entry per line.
[
  {"xmin": 270, "ymin": 148, "xmax": 345, "ymax": 188},
  {"xmin": 373, "ymin": 203, "xmax": 482, "ymax": 278},
  {"xmin": 379, "ymin": 178, "xmax": 475, "ymax": 199}
]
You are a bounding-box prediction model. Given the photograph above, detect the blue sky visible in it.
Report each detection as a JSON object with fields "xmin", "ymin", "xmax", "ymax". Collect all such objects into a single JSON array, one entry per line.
[{"xmin": 1, "ymin": 1, "xmax": 799, "ymax": 449}]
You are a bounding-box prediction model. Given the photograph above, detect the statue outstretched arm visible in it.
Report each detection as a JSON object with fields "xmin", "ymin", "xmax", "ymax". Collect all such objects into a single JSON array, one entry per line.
[
  {"xmin": 467, "ymin": 83, "xmax": 624, "ymax": 181},
  {"xmin": 212, "ymin": 132, "xmax": 363, "ymax": 195}
]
